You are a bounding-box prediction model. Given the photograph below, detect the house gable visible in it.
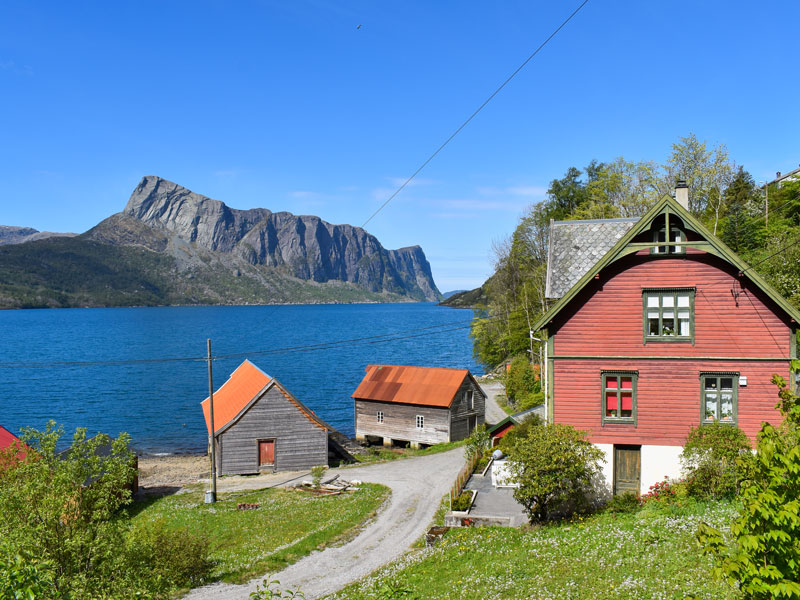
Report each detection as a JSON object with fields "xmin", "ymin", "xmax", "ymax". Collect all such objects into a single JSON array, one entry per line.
[{"xmin": 534, "ymin": 194, "xmax": 800, "ymax": 332}]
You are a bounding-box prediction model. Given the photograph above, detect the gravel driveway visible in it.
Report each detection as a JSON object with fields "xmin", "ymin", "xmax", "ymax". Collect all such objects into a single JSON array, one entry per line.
[
  {"xmin": 480, "ymin": 380, "xmax": 508, "ymax": 425},
  {"xmin": 182, "ymin": 447, "xmax": 465, "ymax": 600}
]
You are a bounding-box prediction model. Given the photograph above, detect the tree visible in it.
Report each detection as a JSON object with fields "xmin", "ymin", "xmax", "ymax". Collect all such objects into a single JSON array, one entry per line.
[
  {"xmin": 697, "ymin": 363, "xmax": 800, "ymax": 599},
  {"xmin": 0, "ymin": 422, "xmax": 137, "ymax": 598},
  {"xmin": 719, "ymin": 167, "xmax": 761, "ymax": 253},
  {"xmin": 506, "ymin": 423, "xmax": 604, "ymax": 522}
]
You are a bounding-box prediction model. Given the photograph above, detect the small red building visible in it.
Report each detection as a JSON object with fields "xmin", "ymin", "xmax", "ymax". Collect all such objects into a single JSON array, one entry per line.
[{"xmin": 533, "ymin": 185, "xmax": 799, "ymax": 496}]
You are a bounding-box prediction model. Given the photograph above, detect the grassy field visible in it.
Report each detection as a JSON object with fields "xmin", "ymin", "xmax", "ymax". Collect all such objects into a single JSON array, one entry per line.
[
  {"xmin": 330, "ymin": 500, "xmax": 739, "ymax": 600},
  {"xmin": 352, "ymin": 440, "xmax": 466, "ymax": 464},
  {"xmin": 131, "ymin": 483, "xmax": 389, "ymax": 585}
]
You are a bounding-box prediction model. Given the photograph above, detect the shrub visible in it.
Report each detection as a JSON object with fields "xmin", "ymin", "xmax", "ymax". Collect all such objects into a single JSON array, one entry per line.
[
  {"xmin": 504, "ymin": 356, "xmax": 540, "ymax": 408},
  {"xmin": 311, "ymin": 465, "xmax": 326, "ymax": 488},
  {"xmin": 604, "ymin": 492, "xmax": 641, "ymax": 514},
  {"xmin": 697, "ymin": 367, "xmax": 800, "ymax": 599},
  {"xmin": 0, "ymin": 422, "xmax": 137, "ymax": 598},
  {"xmin": 450, "ymin": 491, "xmax": 473, "ymax": 512},
  {"xmin": 498, "ymin": 415, "xmax": 543, "ymax": 453},
  {"xmin": 506, "ymin": 423, "xmax": 604, "ymax": 522},
  {"xmin": 464, "ymin": 425, "xmax": 490, "ymax": 461},
  {"xmin": 680, "ymin": 422, "xmax": 750, "ymax": 499},
  {"xmin": 640, "ymin": 478, "xmax": 676, "ymax": 503}
]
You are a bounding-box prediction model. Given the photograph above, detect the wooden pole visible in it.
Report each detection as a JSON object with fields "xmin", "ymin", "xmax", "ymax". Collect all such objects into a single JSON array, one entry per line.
[{"xmin": 207, "ymin": 338, "xmax": 217, "ymax": 503}]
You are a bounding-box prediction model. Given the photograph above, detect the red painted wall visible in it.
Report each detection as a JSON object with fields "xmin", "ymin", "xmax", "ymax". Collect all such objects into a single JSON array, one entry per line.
[{"xmin": 551, "ymin": 253, "xmax": 792, "ymax": 445}]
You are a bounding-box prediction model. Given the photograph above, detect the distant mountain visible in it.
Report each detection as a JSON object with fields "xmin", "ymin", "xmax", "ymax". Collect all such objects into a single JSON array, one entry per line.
[
  {"xmin": 439, "ymin": 283, "xmax": 490, "ymax": 308},
  {"xmin": 442, "ymin": 289, "xmax": 467, "ymax": 299},
  {"xmin": 0, "ymin": 176, "xmax": 442, "ymax": 308},
  {"xmin": 0, "ymin": 226, "xmax": 75, "ymax": 245}
]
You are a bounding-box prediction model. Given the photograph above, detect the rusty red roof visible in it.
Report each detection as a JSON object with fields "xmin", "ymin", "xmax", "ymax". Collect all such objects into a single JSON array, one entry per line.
[
  {"xmin": 0, "ymin": 425, "xmax": 19, "ymax": 450},
  {"xmin": 352, "ymin": 365, "xmax": 476, "ymax": 408},
  {"xmin": 201, "ymin": 360, "xmax": 272, "ymax": 435},
  {"xmin": 201, "ymin": 359, "xmax": 328, "ymax": 435}
]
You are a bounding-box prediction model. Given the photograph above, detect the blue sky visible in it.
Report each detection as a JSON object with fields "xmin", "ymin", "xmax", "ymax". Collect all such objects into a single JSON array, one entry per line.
[{"xmin": 2, "ymin": 1, "xmax": 799, "ymax": 292}]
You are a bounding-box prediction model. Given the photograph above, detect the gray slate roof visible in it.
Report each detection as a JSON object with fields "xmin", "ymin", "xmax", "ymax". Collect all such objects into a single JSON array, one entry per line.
[{"xmin": 545, "ymin": 217, "xmax": 639, "ymax": 299}]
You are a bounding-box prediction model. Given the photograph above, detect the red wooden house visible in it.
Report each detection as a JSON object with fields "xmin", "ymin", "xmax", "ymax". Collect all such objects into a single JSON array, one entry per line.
[{"xmin": 533, "ymin": 184, "xmax": 799, "ymax": 496}]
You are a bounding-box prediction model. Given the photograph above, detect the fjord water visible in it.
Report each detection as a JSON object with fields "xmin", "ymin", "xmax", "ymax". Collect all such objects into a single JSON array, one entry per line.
[{"xmin": 0, "ymin": 303, "xmax": 478, "ymax": 454}]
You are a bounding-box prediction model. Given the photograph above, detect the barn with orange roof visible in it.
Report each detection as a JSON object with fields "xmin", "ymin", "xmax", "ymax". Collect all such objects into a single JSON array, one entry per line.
[
  {"xmin": 352, "ymin": 365, "xmax": 486, "ymax": 448},
  {"xmin": 202, "ymin": 360, "xmax": 352, "ymax": 475}
]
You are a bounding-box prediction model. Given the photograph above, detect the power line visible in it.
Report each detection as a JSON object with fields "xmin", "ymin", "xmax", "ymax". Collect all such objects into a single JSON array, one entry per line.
[{"xmin": 361, "ymin": 0, "xmax": 591, "ymax": 228}]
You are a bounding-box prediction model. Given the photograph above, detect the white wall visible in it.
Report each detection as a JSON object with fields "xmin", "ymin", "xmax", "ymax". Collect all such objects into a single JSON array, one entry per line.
[{"xmin": 594, "ymin": 443, "xmax": 683, "ymax": 496}]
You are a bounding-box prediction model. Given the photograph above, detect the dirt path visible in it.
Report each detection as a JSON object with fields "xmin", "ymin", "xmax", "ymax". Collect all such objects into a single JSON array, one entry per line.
[{"xmin": 182, "ymin": 447, "xmax": 466, "ymax": 600}]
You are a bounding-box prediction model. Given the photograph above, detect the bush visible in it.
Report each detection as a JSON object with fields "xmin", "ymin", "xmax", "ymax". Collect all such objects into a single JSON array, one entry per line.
[
  {"xmin": 464, "ymin": 425, "xmax": 490, "ymax": 461},
  {"xmin": 506, "ymin": 423, "xmax": 604, "ymax": 522},
  {"xmin": 697, "ymin": 369, "xmax": 800, "ymax": 599},
  {"xmin": 640, "ymin": 478, "xmax": 677, "ymax": 504},
  {"xmin": 604, "ymin": 492, "xmax": 641, "ymax": 514},
  {"xmin": 311, "ymin": 465, "xmax": 326, "ymax": 488},
  {"xmin": 498, "ymin": 415, "xmax": 543, "ymax": 453},
  {"xmin": 450, "ymin": 491, "xmax": 473, "ymax": 512},
  {"xmin": 680, "ymin": 422, "xmax": 750, "ymax": 499},
  {"xmin": 504, "ymin": 356, "xmax": 540, "ymax": 408},
  {"xmin": 0, "ymin": 422, "xmax": 137, "ymax": 599}
]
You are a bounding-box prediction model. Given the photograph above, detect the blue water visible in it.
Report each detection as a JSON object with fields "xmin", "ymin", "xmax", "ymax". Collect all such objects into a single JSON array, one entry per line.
[{"xmin": 0, "ymin": 304, "xmax": 479, "ymax": 454}]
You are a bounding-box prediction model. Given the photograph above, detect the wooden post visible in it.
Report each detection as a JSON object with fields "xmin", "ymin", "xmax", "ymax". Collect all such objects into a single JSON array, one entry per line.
[{"xmin": 207, "ymin": 339, "xmax": 217, "ymax": 503}]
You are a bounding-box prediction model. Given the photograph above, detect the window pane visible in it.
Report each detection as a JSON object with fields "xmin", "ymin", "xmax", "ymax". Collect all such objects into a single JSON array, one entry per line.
[
  {"xmin": 620, "ymin": 377, "xmax": 633, "ymax": 390},
  {"xmin": 648, "ymin": 317, "xmax": 660, "ymax": 336},
  {"xmin": 721, "ymin": 378, "xmax": 733, "ymax": 390},
  {"xmin": 705, "ymin": 379, "xmax": 718, "ymax": 390},
  {"xmin": 647, "ymin": 296, "xmax": 659, "ymax": 308},
  {"xmin": 662, "ymin": 313, "xmax": 675, "ymax": 334},
  {"xmin": 606, "ymin": 391, "xmax": 618, "ymax": 412},
  {"xmin": 662, "ymin": 296, "xmax": 674, "ymax": 308},
  {"xmin": 678, "ymin": 312, "xmax": 690, "ymax": 336},
  {"xmin": 721, "ymin": 393, "xmax": 734, "ymax": 421},
  {"xmin": 677, "ymin": 295, "xmax": 690, "ymax": 307},
  {"xmin": 605, "ymin": 378, "xmax": 618, "ymax": 389},
  {"xmin": 621, "ymin": 393, "xmax": 633, "ymax": 412}
]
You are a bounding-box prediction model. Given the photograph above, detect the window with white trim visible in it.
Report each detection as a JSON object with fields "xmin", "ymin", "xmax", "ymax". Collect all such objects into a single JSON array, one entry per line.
[
  {"xmin": 701, "ymin": 373, "xmax": 738, "ymax": 424},
  {"xmin": 601, "ymin": 371, "xmax": 637, "ymax": 425},
  {"xmin": 415, "ymin": 415, "xmax": 424, "ymax": 429},
  {"xmin": 643, "ymin": 289, "xmax": 694, "ymax": 341},
  {"xmin": 376, "ymin": 411, "xmax": 384, "ymax": 424}
]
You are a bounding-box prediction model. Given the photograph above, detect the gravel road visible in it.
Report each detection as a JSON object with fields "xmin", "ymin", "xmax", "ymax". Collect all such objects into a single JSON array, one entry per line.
[
  {"xmin": 480, "ymin": 379, "xmax": 508, "ymax": 424},
  {"xmin": 182, "ymin": 447, "xmax": 465, "ymax": 600}
]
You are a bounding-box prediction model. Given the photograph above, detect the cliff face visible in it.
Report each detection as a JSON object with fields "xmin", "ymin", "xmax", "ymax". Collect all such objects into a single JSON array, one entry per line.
[{"xmin": 93, "ymin": 175, "xmax": 441, "ymax": 302}]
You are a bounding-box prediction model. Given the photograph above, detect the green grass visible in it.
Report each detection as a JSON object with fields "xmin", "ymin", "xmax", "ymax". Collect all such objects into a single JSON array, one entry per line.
[
  {"xmin": 351, "ymin": 440, "xmax": 466, "ymax": 464},
  {"xmin": 130, "ymin": 483, "xmax": 389, "ymax": 585},
  {"xmin": 329, "ymin": 500, "xmax": 739, "ymax": 600}
]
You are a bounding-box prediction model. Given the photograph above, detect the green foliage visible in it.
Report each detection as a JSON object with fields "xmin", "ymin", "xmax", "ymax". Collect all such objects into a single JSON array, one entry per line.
[
  {"xmin": 0, "ymin": 421, "xmax": 137, "ymax": 599},
  {"xmin": 697, "ymin": 365, "xmax": 800, "ymax": 599},
  {"xmin": 311, "ymin": 465, "xmax": 326, "ymax": 488},
  {"xmin": 505, "ymin": 423, "xmax": 604, "ymax": 522},
  {"xmin": 0, "ymin": 545, "xmax": 57, "ymax": 600},
  {"xmin": 463, "ymin": 425, "xmax": 490, "ymax": 461},
  {"xmin": 497, "ymin": 415, "xmax": 543, "ymax": 453},
  {"xmin": 681, "ymin": 422, "xmax": 751, "ymax": 499},
  {"xmin": 504, "ymin": 355, "xmax": 541, "ymax": 410},
  {"xmin": 126, "ymin": 518, "xmax": 211, "ymax": 590},
  {"xmin": 719, "ymin": 166, "xmax": 762, "ymax": 252},
  {"xmin": 603, "ymin": 491, "xmax": 641, "ymax": 514},
  {"xmin": 450, "ymin": 491, "xmax": 474, "ymax": 512},
  {"xmin": 250, "ymin": 577, "xmax": 306, "ymax": 599}
]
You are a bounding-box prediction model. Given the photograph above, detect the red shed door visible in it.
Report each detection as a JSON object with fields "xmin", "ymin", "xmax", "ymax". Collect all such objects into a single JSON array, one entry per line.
[
  {"xmin": 259, "ymin": 440, "xmax": 275, "ymax": 467},
  {"xmin": 613, "ymin": 445, "xmax": 640, "ymax": 496}
]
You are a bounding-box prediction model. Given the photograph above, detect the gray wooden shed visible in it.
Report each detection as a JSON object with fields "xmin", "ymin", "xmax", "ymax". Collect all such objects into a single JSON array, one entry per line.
[{"xmin": 202, "ymin": 360, "xmax": 351, "ymax": 475}]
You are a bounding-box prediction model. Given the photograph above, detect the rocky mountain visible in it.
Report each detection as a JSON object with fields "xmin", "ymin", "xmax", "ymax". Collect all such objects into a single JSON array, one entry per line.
[
  {"xmin": 0, "ymin": 176, "xmax": 441, "ymax": 308},
  {"xmin": 0, "ymin": 226, "xmax": 75, "ymax": 245}
]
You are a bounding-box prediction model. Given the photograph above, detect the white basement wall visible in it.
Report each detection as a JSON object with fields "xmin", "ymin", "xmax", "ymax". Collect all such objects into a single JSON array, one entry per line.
[{"xmin": 595, "ymin": 443, "xmax": 684, "ymax": 495}]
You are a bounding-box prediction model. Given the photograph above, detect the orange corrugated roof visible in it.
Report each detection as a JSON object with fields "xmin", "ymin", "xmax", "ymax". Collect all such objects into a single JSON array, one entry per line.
[
  {"xmin": 351, "ymin": 365, "xmax": 470, "ymax": 408},
  {"xmin": 201, "ymin": 360, "xmax": 272, "ymax": 435}
]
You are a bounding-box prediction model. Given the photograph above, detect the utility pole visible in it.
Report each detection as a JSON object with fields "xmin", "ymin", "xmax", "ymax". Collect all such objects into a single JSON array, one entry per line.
[{"xmin": 206, "ymin": 338, "xmax": 217, "ymax": 503}]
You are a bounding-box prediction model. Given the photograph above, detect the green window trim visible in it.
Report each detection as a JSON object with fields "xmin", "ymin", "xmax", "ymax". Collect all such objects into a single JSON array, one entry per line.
[
  {"xmin": 700, "ymin": 372, "xmax": 738, "ymax": 425},
  {"xmin": 601, "ymin": 370, "xmax": 638, "ymax": 426},
  {"xmin": 650, "ymin": 210, "xmax": 686, "ymax": 255},
  {"xmin": 642, "ymin": 288, "xmax": 695, "ymax": 344}
]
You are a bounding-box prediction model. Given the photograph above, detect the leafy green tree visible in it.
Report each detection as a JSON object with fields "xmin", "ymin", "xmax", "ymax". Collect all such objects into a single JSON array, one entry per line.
[
  {"xmin": 464, "ymin": 424, "xmax": 490, "ymax": 461},
  {"xmin": 697, "ymin": 363, "xmax": 800, "ymax": 599},
  {"xmin": 719, "ymin": 167, "xmax": 761, "ymax": 253},
  {"xmin": 506, "ymin": 423, "xmax": 604, "ymax": 522},
  {"xmin": 680, "ymin": 422, "xmax": 751, "ymax": 499},
  {"xmin": 0, "ymin": 422, "xmax": 136, "ymax": 598}
]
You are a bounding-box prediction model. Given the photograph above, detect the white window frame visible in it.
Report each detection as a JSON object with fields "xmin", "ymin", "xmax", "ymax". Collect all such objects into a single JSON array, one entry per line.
[
  {"xmin": 376, "ymin": 411, "xmax": 384, "ymax": 424},
  {"xmin": 415, "ymin": 415, "xmax": 424, "ymax": 429}
]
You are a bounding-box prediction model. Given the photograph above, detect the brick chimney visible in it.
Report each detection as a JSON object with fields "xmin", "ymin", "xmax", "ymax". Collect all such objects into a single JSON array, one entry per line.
[{"xmin": 675, "ymin": 180, "xmax": 689, "ymax": 211}]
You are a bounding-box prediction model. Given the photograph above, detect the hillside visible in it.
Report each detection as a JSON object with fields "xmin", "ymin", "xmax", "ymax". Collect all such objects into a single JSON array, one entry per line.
[{"xmin": 0, "ymin": 176, "xmax": 442, "ymax": 308}]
